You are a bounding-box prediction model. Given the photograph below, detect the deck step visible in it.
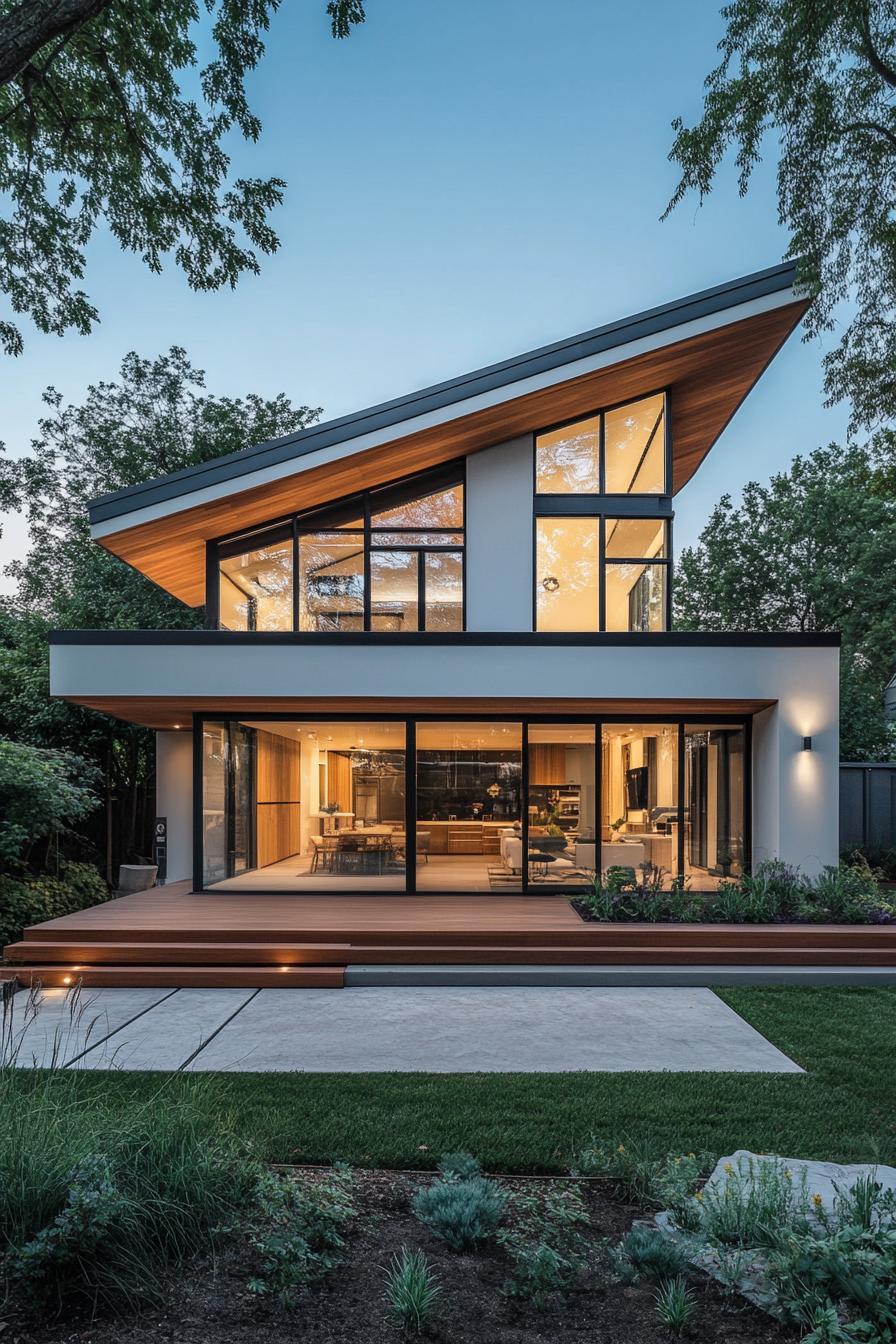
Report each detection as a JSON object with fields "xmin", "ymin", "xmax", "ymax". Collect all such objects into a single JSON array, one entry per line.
[
  {"xmin": 5, "ymin": 941, "xmax": 351, "ymax": 966},
  {"xmin": 0, "ymin": 965, "xmax": 345, "ymax": 989},
  {"xmin": 20, "ymin": 922, "xmax": 896, "ymax": 948}
]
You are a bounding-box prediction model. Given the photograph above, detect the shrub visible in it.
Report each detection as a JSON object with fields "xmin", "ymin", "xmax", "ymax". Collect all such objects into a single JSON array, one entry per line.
[
  {"xmin": 577, "ymin": 856, "xmax": 895, "ymax": 925},
  {"xmin": 247, "ymin": 1165, "xmax": 355, "ymax": 1308},
  {"xmin": 438, "ymin": 1151, "xmax": 481, "ymax": 1181},
  {"xmin": 8, "ymin": 1154, "xmax": 130, "ymax": 1305},
  {"xmin": 574, "ymin": 1141, "xmax": 708, "ymax": 1228},
  {"xmin": 413, "ymin": 1172, "xmax": 506, "ymax": 1250},
  {"xmin": 384, "ymin": 1247, "xmax": 441, "ymax": 1333},
  {"xmin": 0, "ymin": 862, "xmax": 109, "ymax": 948},
  {"xmin": 0, "ymin": 1069, "xmax": 257, "ymax": 1308},
  {"xmin": 498, "ymin": 1186, "xmax": 590, "ymax": 1308},
  {"xmin": 763, "ymin": 1176, "xmax": 896, "ymax": 1336},
  {"xmin": 695, "ymin": 1156, "xmax": 810, "ymax": 1250},
  {"xmin": 811, "ymin": 863, "xmax": 896, "ymax": 924},
  {"xmin": 612, "ymin": 1225, "xmax": 690, "ymax": 1284},
  {"xmin": 654, "ymin": 1275, "xmax": 695, "ymax": 1335}
]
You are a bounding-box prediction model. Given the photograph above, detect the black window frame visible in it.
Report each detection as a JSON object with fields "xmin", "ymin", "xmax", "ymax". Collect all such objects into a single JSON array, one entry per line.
[
  {"xmin": 534, "ymin": 515, "xmax": 673, "ymax": 633},
  {"xmin": 191, "ymin": 710, "xmax": 752, "ymax": 897},
  {"xmin": 532, "ymin": 389, "xmax": 673, "ymax": 633},
  {"xmin": 206, "ymin": 461, "xmax": 466, "ymax": 634}
]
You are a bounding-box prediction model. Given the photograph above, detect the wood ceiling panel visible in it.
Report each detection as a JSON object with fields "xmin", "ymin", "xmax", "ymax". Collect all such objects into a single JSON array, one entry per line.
[
  {"xmin": 97, "ymin": 300, "xmax": 808, "ymax": 606},
  {"xmin": 60, "ymin": 695, "xmax": 773, "ymax": 730}
]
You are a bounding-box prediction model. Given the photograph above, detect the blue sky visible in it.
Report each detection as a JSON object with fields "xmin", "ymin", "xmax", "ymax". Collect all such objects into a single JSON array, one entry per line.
[{"xmin": 0, "ymin": 0, "xmax": 850, "ymax": 587}]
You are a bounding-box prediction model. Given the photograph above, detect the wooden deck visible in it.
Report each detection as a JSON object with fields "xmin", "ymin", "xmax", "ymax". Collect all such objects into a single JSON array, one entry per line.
[{"xmin": 4, "ymin": 881, "xmax": 896, "ymax": 987}]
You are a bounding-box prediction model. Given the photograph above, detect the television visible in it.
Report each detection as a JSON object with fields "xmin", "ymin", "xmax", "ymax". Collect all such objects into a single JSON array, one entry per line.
[{"xmin": 625, "ymin": 765, "xmax": 648, "ymax": 811}]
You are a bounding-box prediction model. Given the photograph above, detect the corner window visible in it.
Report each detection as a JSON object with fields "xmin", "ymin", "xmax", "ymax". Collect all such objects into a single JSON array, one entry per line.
[
  {"xmin": 215, "ymin": 467, "xmax": 464, "ymax": 633},
  {"xmin": 535, "ymin": 392, "xmax": 667, "ymax": 496}
]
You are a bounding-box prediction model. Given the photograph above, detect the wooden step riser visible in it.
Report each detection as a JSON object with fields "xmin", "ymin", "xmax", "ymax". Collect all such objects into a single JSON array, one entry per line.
[
  {"xmin": 1, "ymin": 966, "xmax": 345, "ymax": 989},
  {"xmin": 22, "ymin": 923, "xmax": 896, "ymax": 949},
  {"xmin": 6, "ymin": 948, "xmax": 896, "ymax": 970},
  {"xmin": 6, "ymin": 942, "xmax": 352, "ymax": 966}
]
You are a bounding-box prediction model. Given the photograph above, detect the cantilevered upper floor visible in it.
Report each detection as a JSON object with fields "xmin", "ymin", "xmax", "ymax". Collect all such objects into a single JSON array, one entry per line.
[{"xmin": 87, "ymin": 262, "xmax": 809, "ymax": 635}]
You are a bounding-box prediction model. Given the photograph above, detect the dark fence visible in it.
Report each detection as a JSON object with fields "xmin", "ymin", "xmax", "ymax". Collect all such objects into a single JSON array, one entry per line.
[{"xmin": 840, "ymin": 763, "xmax": 896, "ymax": 855}]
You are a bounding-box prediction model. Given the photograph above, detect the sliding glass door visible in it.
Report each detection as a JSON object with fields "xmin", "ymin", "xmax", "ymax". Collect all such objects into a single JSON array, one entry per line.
[{"xmin": 195, "ymin": 714, "xmax": 749, "ymax": 894}]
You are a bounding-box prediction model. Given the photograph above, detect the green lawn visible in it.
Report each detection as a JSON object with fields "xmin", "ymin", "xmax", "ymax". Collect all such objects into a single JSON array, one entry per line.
[{"xmin": 14, "ymin": 987, "xmax": 896, "ymax": 1172}]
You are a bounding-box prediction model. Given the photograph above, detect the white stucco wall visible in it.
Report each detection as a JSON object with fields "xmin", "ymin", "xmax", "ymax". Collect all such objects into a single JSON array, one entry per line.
[
  {"xmin": 465, "ymin": 436, "xmax": 533, "ymax": 630},
  {"xmin": 64, "ymin": 638, "xmax": 840, "ymax": 877},
  {"xmin": 155, "ymin": 731, "xmax": 193, "ymax": 883}
]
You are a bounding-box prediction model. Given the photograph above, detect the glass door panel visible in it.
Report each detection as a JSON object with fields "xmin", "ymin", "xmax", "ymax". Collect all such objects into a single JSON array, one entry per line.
[
  {"xmin": 526, "ymin": 724, "xmax": 596, "ymax": 890},
  {"xmin": 202, "ymin": 722, "xmax": 228, "ymax": 886},
  {"xmin": 684, "ymin": 725, "xmax": 746, "ymax": 889},
  {"xmin": 600, "ymin": 724, "xmax": 679, "ymax": 887},
  {"xmin": 415, "ymin": 722, "xmax": 522, "ymax": 892}
]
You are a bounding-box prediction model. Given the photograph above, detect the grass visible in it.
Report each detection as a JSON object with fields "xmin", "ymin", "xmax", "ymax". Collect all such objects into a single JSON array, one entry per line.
[{"xmin": 2, "ymin": 987, "xmax": 894, "ymax": 1173}]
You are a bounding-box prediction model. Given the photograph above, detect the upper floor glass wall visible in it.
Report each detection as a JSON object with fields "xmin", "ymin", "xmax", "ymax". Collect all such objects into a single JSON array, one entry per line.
[
  {"xmin": 535, "ymin": 391, "xmax": 667, "ymax": 496},
  {"xmin": 215, "ymin": 467, "xmax": 464, "ymax": 633}
]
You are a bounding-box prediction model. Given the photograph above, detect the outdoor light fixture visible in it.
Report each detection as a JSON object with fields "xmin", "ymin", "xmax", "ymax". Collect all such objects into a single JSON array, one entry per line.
[
  {"xmin": 542, "ymin": 575, "xmax": 560, "ymax": 592},
  {"xmin": 802, "ymin": 736, "xmax": 813, "ymax": 751}
]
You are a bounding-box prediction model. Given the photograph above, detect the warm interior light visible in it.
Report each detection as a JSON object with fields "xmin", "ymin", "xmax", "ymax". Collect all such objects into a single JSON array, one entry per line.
[
  {"xmin": 62, "ymin": 975, "xmax": 72, "ymax": 985},
  {"xmin": 173, "ymin": 723, "xmax": 182, "ymax": 729}
]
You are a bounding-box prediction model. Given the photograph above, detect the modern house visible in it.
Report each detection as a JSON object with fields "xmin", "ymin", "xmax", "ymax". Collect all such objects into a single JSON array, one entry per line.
[{"xmin": 7, "ymin": 261, "xmax": 870, "ymax": 987}]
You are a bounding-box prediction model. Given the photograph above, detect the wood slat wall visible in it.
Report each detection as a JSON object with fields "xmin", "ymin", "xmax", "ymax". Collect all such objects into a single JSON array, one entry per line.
[
  {"xmin": 255, "ymin": 730, "xmax": 301, "ymax": 867},
  {"xmin": 326, "ymin": 752, "xmax": 353, "ymax": 814},
  {"xmin": 96, "ymin": 301, "xmax": 808, "ymax": 606},
  {"xmin": 528, "ymin": 744, "xmax": 568, "ymax": 784}
]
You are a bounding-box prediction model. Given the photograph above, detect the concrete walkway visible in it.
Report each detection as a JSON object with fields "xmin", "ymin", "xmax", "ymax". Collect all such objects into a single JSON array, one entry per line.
[{"xmin": 4, "ymin": 984, "xmax": 802, "ymax": 1073}]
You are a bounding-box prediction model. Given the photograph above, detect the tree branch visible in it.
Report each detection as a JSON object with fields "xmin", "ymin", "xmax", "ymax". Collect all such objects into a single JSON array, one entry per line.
[
  {"xmin": 838, "ymin": 118, "xmax": 896, "ymax": 151},
  {"xmin": 0, "ymin": 0, "xmax": 112, "ymax": 89},
  {"xmin": 855, "ymin": 0, "xmax": 896, "ymax": 89}
]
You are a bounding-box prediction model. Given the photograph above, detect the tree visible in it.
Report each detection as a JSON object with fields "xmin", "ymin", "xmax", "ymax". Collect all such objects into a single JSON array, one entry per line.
[
  {"xmin": 0, "ymin": 346, "xmax": 319, "ymax": 876},
  {"xmin": 664, "ymin": 0, "xmax": 896, "ymax": 429},
  {"xmin": 674, "ymin": 434, "xmax": 896, "ymax": 760},
  {"xmin": 0, "ymin": 737, "xmax": 99, "ymax": 872},
  {"xmin": 0, "ymin": 0, "xmax": 367, "ymax": 355}
]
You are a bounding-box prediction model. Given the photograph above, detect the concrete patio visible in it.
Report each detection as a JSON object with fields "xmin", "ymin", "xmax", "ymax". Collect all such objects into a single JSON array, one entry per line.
[{"xmin": 4, "ymin": 985, "xmax": 803, "ymax": 1073}]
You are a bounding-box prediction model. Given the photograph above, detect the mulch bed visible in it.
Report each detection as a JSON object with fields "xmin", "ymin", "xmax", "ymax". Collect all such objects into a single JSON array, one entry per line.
[{"xmin": 3, "ymin": 1169, "xmax": 796, "ymax": 1344}]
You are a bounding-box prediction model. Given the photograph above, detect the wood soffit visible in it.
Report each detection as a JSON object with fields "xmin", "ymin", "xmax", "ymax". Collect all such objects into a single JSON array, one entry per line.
[
  {"xmin": 58, "ymin": 695, "xmax": 775, "ymax": 731},
  {"xmin": 96, "ymin": 299, "xmax": 808, "ymax": 607}
]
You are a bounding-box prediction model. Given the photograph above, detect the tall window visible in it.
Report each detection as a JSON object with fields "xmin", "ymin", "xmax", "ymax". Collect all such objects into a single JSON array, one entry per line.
[
  {"xmin": 215, "ymin": 467, "xmax": 464, "ymax": 632},
  {"xmin": 534, "ymin": 391, "xmax": 670, "ymax": 632}
]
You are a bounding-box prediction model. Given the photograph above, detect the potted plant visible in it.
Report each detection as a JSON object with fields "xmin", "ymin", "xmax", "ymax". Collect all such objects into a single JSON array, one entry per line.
[{"xmin": 610, "ymin": 816, "xmax": 626, "ymax": 842}]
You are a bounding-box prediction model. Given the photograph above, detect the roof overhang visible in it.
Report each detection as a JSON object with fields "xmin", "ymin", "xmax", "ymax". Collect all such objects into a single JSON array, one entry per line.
[
  {"xmin": 89, "ymin": 263, "xmax": 810, "ymax": 607},
  {"xmin": 48, "ymin": 629, "xmax": 838, "ymax": 730}
]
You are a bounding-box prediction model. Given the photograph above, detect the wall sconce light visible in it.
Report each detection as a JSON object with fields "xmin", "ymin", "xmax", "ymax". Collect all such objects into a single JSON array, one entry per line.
[{"xmin": 802, "ymin": 736, "xmax": 813, "ymax": 751}]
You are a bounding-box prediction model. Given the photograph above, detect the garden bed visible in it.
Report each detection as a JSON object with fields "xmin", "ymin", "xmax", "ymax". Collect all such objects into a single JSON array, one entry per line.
[{"xmin": 3, "ymin": 1167, "xmax": 794, "ymax": 1344}]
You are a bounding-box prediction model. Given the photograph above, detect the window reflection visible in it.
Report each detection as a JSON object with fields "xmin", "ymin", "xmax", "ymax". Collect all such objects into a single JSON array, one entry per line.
[
  {"xmin": 534, "ymin": 393, "xmax": 666, "ymax": 496},
  {"xmin": 535, "ymin": 417, "xmax": 600, "ymax": 494},
  {"xmin": 298, "ymin": 531, "xmax": 364, "ymax": 632},
  {"xmin": 219, "ymin": 537, "xmax": 293, "ymax": 631},
  {"xmin": 604, "ymin": 393, "xmax": 666, "ymax": 495},
  {"xmin": 216, "ymin": 470, "xmax": 465, "ymax": 633}
]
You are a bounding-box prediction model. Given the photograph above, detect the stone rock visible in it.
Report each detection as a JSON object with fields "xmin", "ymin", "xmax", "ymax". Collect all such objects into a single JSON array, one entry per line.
[
  {"xmin": 649, "ymin": 1149, "xmax": 896, "ymax": 1314},
  {"xmin": 704, "ymin": 1150, "xmax": 896, "ymax": 1218},
  {"xmin": 117, "ymin": 864, "xmax": 158, "ymax": 893}
]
